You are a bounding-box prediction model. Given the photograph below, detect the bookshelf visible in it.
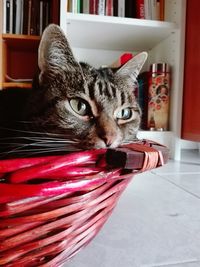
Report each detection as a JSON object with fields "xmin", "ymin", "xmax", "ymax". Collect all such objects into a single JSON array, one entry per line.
[
  {"xmin": 1, "ymin": 34, "xmax": 40, "ymax": 89},
  {"xmin": 0, "ymin": 0, "xmax": 60, "ymax": 90},
  {"xmin": 60, "ymin": 0, "xmax": 187, "ymax": 160}
]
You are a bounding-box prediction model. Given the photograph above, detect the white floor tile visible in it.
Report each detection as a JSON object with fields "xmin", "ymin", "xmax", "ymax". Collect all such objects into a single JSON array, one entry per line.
[
  {"xmin": 63, "ymin": 150, "xmax": 200, "ymax": 267},
  {"xmin": 158, "ymin": 173, "xmax": 200, "ymax": 198}
]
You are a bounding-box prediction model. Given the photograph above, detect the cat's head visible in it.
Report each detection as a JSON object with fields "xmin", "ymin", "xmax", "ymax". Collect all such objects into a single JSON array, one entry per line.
[{"xmin": 28, "ymin": 24, "xmax": 147, "ymax": 149}]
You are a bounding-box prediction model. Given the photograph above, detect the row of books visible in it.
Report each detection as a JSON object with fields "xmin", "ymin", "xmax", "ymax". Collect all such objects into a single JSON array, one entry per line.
[
  {"xmin": 3, "ymin": 0, "xmax": 51, "ymax": 35},
  {"xmin": 67, "ymin": 0, "xmax": 165, "ymax": 21}
]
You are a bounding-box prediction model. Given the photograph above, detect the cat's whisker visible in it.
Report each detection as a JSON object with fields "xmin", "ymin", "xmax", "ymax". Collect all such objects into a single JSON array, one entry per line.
[
  {"xmin": 0, "ymin": 144, "xmax": 80, "ymax": 158},
  {"xmin": 0, "ymin": 125, "xmax": 75, "ymax": 139}
]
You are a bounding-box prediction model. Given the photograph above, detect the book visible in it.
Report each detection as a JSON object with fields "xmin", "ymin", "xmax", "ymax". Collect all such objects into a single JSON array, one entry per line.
[
  {"xmin": 22, "ymin": 0, "xmax": 29, "ymax": 34},
  {"xmin": 50, "ymin": 0, "xmax": 60, "ymax": 24},
  {"xmin": 15, "ymin": 0, "xmax": 23, "ymax": 34},
  {"xmin": 43, "ymin": 0, "xmax": 50, "ymax": 29},
  {"xmin": 27, "ymin": 0, "xmax": 32, "ymax": 35},
  {"xmin": 82, "ymin": 0, "xmax": 90, "ymax": 14},
  {"xmin": 12, "ymin": 0, "xmax": 16, "ymax": 33},
  {"xmin": 30, "ymin": 0, "xmax": 39, "ymax": 35},
  {"xmin": 151, "ymin": 0, "xmax": 160, "ymax": 20},
  {"xmin": 20, "ymin": 0, "xmax": 24, "ymax": 33},
  {"xmin": 125, "ymin": 0, "xmax": 136, "ymax": 18},
  {"xmin": 113, "ymin": 0, "xmax": 118, "ymax": 16},
  {"xmin": 106, "ymin": 0, "xmax": 113, "ymax": 16},
  {"xmin": 3, "ymin": 0, "xmax": 10, "ymax": 33},
  {"xmin": 136, "ymin": 0, "xmax": 145, "ymax": 19},
  {"xmin": 67, "ymin": 0, "xmax": 78, "ymax": 13},
  {"xmin": 118, "ymin": 0, "xmax": 125, "ymax": 17},
  {"xmin": 39, "ymin": 0, "xmax": 43, "ymax": 34},
  {"xmin": 90, "ymin": 0, "xmax": 98, "ymax": 15},
  {"xmin": 9, "ymin": 0, "xmax": 13, "ymax": 33},
  {"xmin": 144, "ymin": 0, "xmax": 151, "ymax": 19},
  {"xmin": 159, "ymin": 0, "xmax": 164, "ymax": 21},
  {"xmin": 98, "ymin": 0, "xmax": 105, "ymax": 15}
]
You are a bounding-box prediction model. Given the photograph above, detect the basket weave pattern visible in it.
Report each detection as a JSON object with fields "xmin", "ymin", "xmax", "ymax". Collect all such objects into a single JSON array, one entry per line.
[{"xmin": 0, "ymin": 141, "xmax": 168, "ymax": 266}]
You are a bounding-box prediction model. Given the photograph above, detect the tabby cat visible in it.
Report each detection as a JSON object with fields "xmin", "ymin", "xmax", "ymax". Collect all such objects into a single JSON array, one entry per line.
[{"xmin": 0, "ymin": 24, "xmax": 147, "ymax": 158}]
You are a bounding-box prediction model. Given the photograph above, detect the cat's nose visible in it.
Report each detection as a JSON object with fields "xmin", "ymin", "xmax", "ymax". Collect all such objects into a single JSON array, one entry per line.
[{"xmin": 102, "ymin": 135, "xmax": 115, "ymax": 147}]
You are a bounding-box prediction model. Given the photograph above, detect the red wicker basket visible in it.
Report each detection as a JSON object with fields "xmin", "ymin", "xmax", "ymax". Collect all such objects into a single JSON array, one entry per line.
[{"xmin": 0, "ymin": 140, "xmax": 168, "ymax": 267}]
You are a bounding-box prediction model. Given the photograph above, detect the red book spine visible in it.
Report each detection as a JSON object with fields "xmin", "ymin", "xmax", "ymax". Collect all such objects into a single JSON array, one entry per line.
[
  {"xmin": 136, "ymin": 0, "xmax": 145, "ymax": 19},
  {"xmin": 90, "ymin": 0, "xmax": 98, "ymax": 14},
  {"xmin": 106, "ymin": 0, "xmax": 113, "ymax": 16}
]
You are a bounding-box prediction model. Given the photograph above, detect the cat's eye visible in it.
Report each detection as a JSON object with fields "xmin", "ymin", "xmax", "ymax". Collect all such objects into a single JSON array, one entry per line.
[
  {"xmin": 69, "ymin": 98, "xmax": 91, "ymax": 116},
  {"xmin": 116, "ymin": 108, "xmax": 132, "ymax": 120}
]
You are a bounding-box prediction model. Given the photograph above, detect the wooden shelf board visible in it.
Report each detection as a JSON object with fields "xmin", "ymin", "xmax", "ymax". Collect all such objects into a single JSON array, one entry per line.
[
  {"xmin": 2, "ymin": 82, "xmax": 32, "ymax": 89},
  {"xmin": 64, "ymin": 13, "xmax": 177, "ymax": 51},
  {"xmin": 2, "ymin": 34, "xmax": 40, "ymax": 40},
  {"xmin": 2, "ymin": 34, "xmax": 40, "ymax": 49}
]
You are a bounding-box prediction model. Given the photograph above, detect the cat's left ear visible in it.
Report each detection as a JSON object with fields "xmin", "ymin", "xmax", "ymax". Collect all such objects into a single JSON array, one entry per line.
[
  {"xmin": 115, "ymin": 52, "xmax": 148, "ymax": 83},
  {"xmin": 38, "ymin": 24, "xmax": 80, "ymax": 82}
]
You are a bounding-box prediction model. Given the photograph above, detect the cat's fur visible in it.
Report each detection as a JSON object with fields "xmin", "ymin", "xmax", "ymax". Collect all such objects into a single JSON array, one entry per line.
[{"xmin": 0, "ymin": 24, "xmax": 147, "ymax": 158}]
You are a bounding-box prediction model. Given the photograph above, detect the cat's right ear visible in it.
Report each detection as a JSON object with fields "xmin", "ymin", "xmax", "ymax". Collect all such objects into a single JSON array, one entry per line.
[
  {"xmin": 115, "ymin": 52, "xmax": 148, "ymax": 85},
  {"xmin": 38, "ymin": 24, "xmax": 80, "ymax": 83}
]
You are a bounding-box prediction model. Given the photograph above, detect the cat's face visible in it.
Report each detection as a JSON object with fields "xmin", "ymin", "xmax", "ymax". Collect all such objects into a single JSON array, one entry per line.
[{"xmin": 27, "ymin": 24, "xmax": 147, "ymax": 149}]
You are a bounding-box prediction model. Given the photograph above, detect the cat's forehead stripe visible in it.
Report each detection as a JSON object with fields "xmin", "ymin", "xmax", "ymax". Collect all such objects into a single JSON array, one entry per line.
[
  {"xmin": 120, "ymin": 91, "xmax": 125, "ymax": 105},
  {"xmin": 111, "ymin": 84, "xmax": 116, "ymax": 98},
  {"xmin": 88, "ymin": 83, "xmax": 95, "ymax": 99},
  {"xmin": 98, "ymin": 81, "xmax": 103, "ymax": 95}
]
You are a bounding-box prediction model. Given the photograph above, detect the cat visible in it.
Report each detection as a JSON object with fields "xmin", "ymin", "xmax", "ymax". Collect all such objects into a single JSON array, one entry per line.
[{"xmin": 0, "ymin": 24, "xmax": 147, "ymax": 158}]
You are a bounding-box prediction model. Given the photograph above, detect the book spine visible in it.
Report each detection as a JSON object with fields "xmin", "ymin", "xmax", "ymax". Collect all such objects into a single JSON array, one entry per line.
[
  {"xmin": 79, "ymin": 0, "xmax": 83, "ymax": 13},
  {"xmin": 22, "ymin": 0, "xmax": 29, "ymax": 34},
  {"xmin": 9, "ymin": 0, "xmax": 13, "ymax": 33},
  {"xmin": 113, "ymin": 0, "xmax": 118, "ymax": 16},
  {"xmin": 73, "ymin": 0, "xmax": 79, "ymax": 13},
  {"xmin": 42, "ymin": 0, "xmax": 46, "ymax": 31},
  {"xmin": 159, "ymin": 0, "xmax": 164, "ymax": 21},
  {"xmin": 20, "ymin": 0, "xmax": 24, "ymax": 34},
  {"xmin": 39, "ymin": 0, "xmax": 43, "ymax": 34},
  {"xmin": 3, "ymin": 0, "xmax": 7, "ymax": 33},
  {"xmin": 15, "ymin": 0, "xmax": 22, "ymax": 34},
  {"xmin": 30, "ymin": 0, "xmax": 40, "ymax": 35},
  {"xmin": 45, "ymin": 1, "xmax": 49, "ymax": 26},
  {"xmin": 106, "ymin": 0, "xmax": 113, "ymax": 16},
  {"xmin": 77, "ymin": 0, "xmax": 81, "ymax": 13},
  {"xmin": 98, "ymin": 0, "xmax": 105, "ymax": 15},
  {"xmin": 90, "ymin": 0, "xmax": 98, "ymax": 15},
  {"xmin": 136, "ymin": 0, "xmax": 145, "ymax": 19},
  {"xmin": 27, "ymin": 0, "xmax": 32, "ymax": 35},
  {"xmin": 67, "ymin": 0, "xmax": 71, "ymax": 12},
  {"xmin": 12, "ymin": 0, "xmax": 17, "ymax": 33},
  {"xmin": 151, "ymin": 0, "xmax": 159, "ymax": 20},
  {"xmin": 118, "ymin": 0, "xmax": 125, "ymax": 17},
  {"xmin": 125, "ymin": 0, "xmax": 136, "ymax": 18},
  {"xmin": 82, "ymin": 0, "xmax": 89, "ymax": 13},
  {"xmin": 144, "ymin": 0, "xmax": 151, "ymax": 19}
]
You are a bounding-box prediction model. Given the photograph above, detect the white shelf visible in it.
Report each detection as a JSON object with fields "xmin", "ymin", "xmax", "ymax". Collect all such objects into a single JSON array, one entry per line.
[
  {"xmin": 59, "ymin": 0, "xmax": 187, "ymax": 160},
  {"xmin": 64, "ymin": 13, "xmax": 177, "ymax": 51}
]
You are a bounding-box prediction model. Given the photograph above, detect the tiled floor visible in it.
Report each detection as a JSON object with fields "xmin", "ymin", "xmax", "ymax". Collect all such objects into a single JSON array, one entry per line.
[{"xmin": 65, "ymin": 150, "xmax": 200, "ymax": 267}]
